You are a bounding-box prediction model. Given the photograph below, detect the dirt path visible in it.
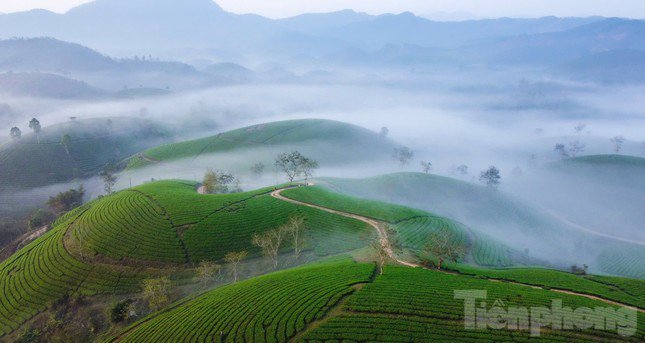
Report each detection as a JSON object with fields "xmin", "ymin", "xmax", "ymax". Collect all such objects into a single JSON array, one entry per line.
[
  {"xmin": 272, "ymin": 188, "xmax": 420, "ymax": 268},
  {"xmin": 271, "ymin": 188, "xmax": 643, "ymax": 312}
]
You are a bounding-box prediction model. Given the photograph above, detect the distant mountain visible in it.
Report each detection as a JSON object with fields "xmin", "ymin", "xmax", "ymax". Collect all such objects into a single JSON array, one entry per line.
[
  {"xmin": 0, "ymin": 72, "xmax": 105, "ymax": 99},
  {"xmin": 201, "ymin": 62, "xmax": 254, "ymax": 82},
  {"xmin": 556, "ymin": 49, "xmax": 645, "ymax": 84},
  {"xmin": 0, "ymin": 38, "xmax": 219, "ymax": 91},
  {"xmin": 322, "ymin": 14, "xmax": 602, "ymax": 49},
  {"xmin": 477, "ymin": 18, "xmax": 645, "ymax": 65},
  {"xmin": 0, "ymin": 38, "xmax": 116, "ymax": 72},
  {"xmin": 0, "ymin": 0, "xmax": 611, "ymax": 63}
]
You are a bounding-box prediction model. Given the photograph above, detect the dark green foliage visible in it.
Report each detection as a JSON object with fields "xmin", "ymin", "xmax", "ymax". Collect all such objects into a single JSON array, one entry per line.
[
  {"xmin": 47, "ymin": 185, "xmax": 85, "ymax": 214},
  {"xmin": 110, "ymin": 299, "xmax": 134, "ymax": 324}
]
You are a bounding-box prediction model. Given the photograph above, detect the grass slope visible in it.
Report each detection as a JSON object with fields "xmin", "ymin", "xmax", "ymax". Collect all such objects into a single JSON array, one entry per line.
[
  {"xmin": 0, "ymin": 209, "xmax": 150, "ymax": 336},
  {"xmin": 0, "ymin": 117, "xmax": 171, "ymax": 190},
  {"xmin": 306, "ymin": 265, "xmax": 644, "ymax": 342},
  {"xmin": 547, "ymin": 154, "xmax": 645, "ymax": 190},
  {"xmin": 69, "ymin": 181, "xmax": 373, "ymax": 264},
  {"xmin": 127, "ymin": 119, "xmax": 398, "ymax": 169},
  {"xmin": 314, "ymin": 172, "xmax": 645, "ymax": 278},
  {"xmin": 282, "ymin": 186, "xmax": 521, "ymax": 267},
  {"xmin": 117, "ymin": 259, "xmax": 374, "ymax": 342},
  {"xmin": 120, "ymin": 263, "xmax": 644, "ymax": 342}
]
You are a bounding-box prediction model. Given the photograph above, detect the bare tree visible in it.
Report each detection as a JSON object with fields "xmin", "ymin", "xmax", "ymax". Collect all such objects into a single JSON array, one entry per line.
[
  {"xmin": 275, "ymin": 151, "xmax": 313, "ymax": 185},
  {"xmin": 9, "ymin": 127, "xmax": 21, "ymax": 140},
  {"xmin": 453, "ymin": 164, "xmax": 469, "ymax": 175},
  {"xmin": 393, "ymin": 147, "xmax": 414, "ymax": 166},
  {"xmin": 100, "ymin": 162, "xmax": 119, "ymax": 194},
  {"xmin": 301, "ymin": 158, "xmax": 319, "ymax": 185},
  {"xmin": 424, "ymin": 229, "xmax": 466, "ymax": 270},
  {"xmin": 574, "ymin": 123, "xmax": 587, "ymax": 134},
  {"xmin": 202, "ymin": 169, "xmax": 238, "ymax": 194},
  {"xmin": 610, "ymin": 136, "xmax": 626, "ymax": 154},
  {"xmin": 224, "ymin": 251, "xmax": 247, "ymax": 283},
  {"xmin": 195, "ymin": 261, "xmax": 220, "ymax": 289},
  {"xmin": 142, "ymin": 277, "xmax": 172, "ymax": 311},
  {"xmin": 568, "ymin": 140, "xmax": 586, "ymax": 157},
  {"xmin": 420, "ymin": 161, "xmax": 433, "ymax": 174},
  {"xmin": 285, "ymin": 216, "xmax": 307, "ymax": 258},
  {"xmin": 29, "ymin": 118, "xmax": 42, "ymax": 144},
  {"xmin": 252, "ymin": 226, "xmax": 288, "ymax": 268},
  {"xmin": 554, "ymin": 143, "xmax": 568, "ymax": 158},
  {"xmin": 479, "ymin": 166, "xmax": 501, "ymax": 188}
]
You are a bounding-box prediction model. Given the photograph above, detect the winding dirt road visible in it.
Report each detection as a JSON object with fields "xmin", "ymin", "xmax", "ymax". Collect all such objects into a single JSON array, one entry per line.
[{"xmin": 272, "ymin": 188, "xmax": 420, "ymax": 269}]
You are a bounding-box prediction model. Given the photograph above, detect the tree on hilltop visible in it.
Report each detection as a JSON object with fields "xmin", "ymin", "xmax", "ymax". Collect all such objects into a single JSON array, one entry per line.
[
  {"xmin": 479, "ymin": 166, "xmax": 501, "ymax": 188},
  {"xmin": 421, "ymin": 161, "xmax": 433, "ymax": 174},
  {"xmin": 611, "ymin": 136, "xmax": 626, "ymax": 154},
  {"xmin": 29, "ymin": 118, "xmax": 42, "ymax": 143},
  {"xmin": 9, "ymin": 127, "xmax": 21, "ymax": 140},
  {"xmin": 275, "ymin": 151, "xmax": 317, "ymax": 185},
  {"xmin": 393, "ymin": 147, "xmax": 414, "ymax": 166}
]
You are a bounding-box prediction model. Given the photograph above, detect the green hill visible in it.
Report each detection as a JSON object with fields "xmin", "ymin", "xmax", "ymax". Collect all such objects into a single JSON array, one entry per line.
[
  {"xmin": 127, "ymin": 119, "xmax": 398, "ymax": 169},
  {"xmin": 116, "ymin": 260, "xmax": 644, "ymax": 342},
  {"xmin": 0, "ymin": 117, "xmax": 171, "ymax": 190},
  {"xmin": 312, "ymin": 172, "xmax": 645, "ymax": 279},
  {"xmin": 0, "ymin": 178, "xmax": 526, "ymax": 337},
  {"xmin": 547, "ymin": 154, "xmax": 645, "ymax": 190}
]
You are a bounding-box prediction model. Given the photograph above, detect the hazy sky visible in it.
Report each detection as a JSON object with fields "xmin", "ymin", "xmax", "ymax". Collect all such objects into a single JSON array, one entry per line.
[{"xmin": 1, "ymin": 0, "xmax": 644, "ymax": 19}]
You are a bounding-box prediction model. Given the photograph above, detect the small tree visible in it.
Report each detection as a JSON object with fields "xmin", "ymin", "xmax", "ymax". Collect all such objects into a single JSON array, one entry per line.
[
  {"xmin": 610, "ymin": 136, "xmax": 625, "ymax": 154},
  {"xmin": 29, "ymin": 118, "xmax": 42, "ymax": 143},
  {"xmin": 9, "ymin": 127, "xmax": 21, "ymax": 140},
  {"xmin": 574, "ymin": 123, "xmax": 587, "ymax": 134},
  {"xmin": 202, "ymin": 169, "xmax": 238, "ymax": 194},
  {"xmin": 224, "ymin": 251, "xmax": 247, "ymax": 283},
  {"xmin": 420, "ymin": 161, "xmax": 433, "ymax": 174},
  {"xmin": 275, "ymin": 151, "xmax": 307, "ymax": 184},
  {"xmin": 142, "ymin": 277, "xmax": 172, "ymax": 311},
  {"xmin": 47, "ymin": 185, "xmax": 85, "ymax": 214},
  {"xmin": 100, "ymin": 162, "xmax": 119, "ymax": 194},
  {"xmin": 195, "ymin": 261, "xmax": 220, "ymax": 289},
  {"xmin": 554, "ymin": 143, "xmax": 568, "ymax": 158},
  {"xmin": 252, "ymin": 226, "xmax": 288, "ymax": 269},
  {"xmin": 301, "ymin": 158, "xmax": 319, "ymax": 185},
  {"xmin": 202, "ymin": 169, "xmax": 218, "ymax": 194},
  {"xmin": 285, "ymin": 216, "xmax": 306, "ymax": 258},
  {"xmin": 454, "ymin": 164, "xmax": 469, "ymax": 175},
  {"xmin": 251, "ymin": 162, "xmax": 265, "ymax": 177},
  {"xmin": 393, "ymin": 147, "xmax": 414, "ymax": 166},
  {"xmin": 379, "ymin": 127, "xmax": 389, "ymax": 138},
  {"xmin": 424, "ymin": 229, "xmax": 466, "ymax": 270},
  {"xmin": 61, "ymin": 134, "xmax": 72, "ymax": 155},
  {"xmin": 110, "ymin": 299, "xmax": 134, "ymax": 323},
  {"xmin": 568, "ymin": 140, "xmax": 585, "ymax": 157},
  {"xmin": 479, "ymin": 166, "xmax": 501, "ymax": 188}
]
